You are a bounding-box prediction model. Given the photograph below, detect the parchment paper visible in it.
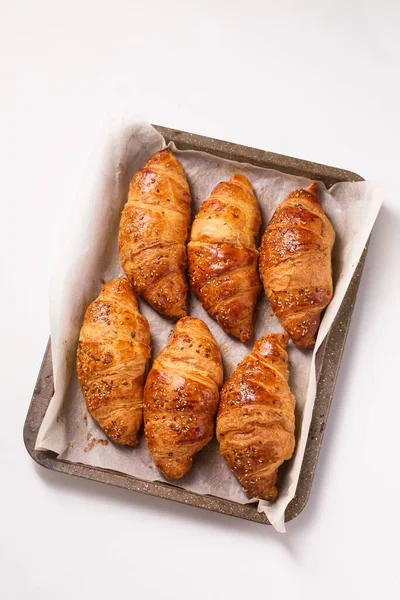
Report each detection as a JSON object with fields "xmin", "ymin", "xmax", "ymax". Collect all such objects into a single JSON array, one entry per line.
[{"xmin": 36, "ymin": 115, "xmax": 383, "ymax": 532}]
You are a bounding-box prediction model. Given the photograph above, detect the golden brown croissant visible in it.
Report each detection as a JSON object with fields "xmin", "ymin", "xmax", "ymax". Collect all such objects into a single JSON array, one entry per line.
[
  {"xmin": 188, "ymin": 174, "xmax": 261, "ymax": 342},
  {"xmin": 144, "ymin": 317, "xmax": 223, "ymax": 479},
  {"xmin": 216, "ymin": 333, "xmax": 295, "ymax": 501},
  {"xmin": 76, "ymin": 277, "xmax": 151, "ymax": 446},
  {"xmin": 118, "ymin": 149, "xmax": 191, "ymax": 318},
  {"xmin": 259, "ymin": 183, "xmax": 335, "ymax": 348}
]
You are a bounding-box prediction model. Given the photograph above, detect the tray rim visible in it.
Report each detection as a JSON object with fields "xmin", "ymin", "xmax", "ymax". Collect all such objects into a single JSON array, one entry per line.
[{"xmin": 23, "ymin": 125, "xmax": 367, "ymax": 526}]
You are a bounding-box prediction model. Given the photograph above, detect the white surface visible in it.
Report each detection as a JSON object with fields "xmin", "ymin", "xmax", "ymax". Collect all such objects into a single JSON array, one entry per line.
[{"xmin": 1, "ymin": 1, "xmax": 399, "ymax": 598}]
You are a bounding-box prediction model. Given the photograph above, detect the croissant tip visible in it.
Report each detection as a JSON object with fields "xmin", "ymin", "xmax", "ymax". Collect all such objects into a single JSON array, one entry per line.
[
  {"xmin": 103, "ymin": 429, "xmax": 141, "ymax": 448},
  {"xmin": 231, "ymin": 173, "xmax": 252, "ymax": 190},
  {"xmin": 263, "ymin": 487, "xmax": 278, "ymax": 502},
  {"xmin": 146, "ymin": 298, "xmax": 187, "ymax": 320},
  {"xmin": 155, "ymin": 456, "xmax": 192, "ymax": 480},
  {"xmin": 176, "ymin": 316, "xmax": 211, "ymax": 335},
  {"xmin": 238, "ymin": 329, "xmax": 253, "ymax": 343},
  {"xmin": 242, "ymin": 483, "xmax": 278, "ymax": 503},
  {"xmin": 255, "ymin": 332, "xmax": 289, "ymax": 355},
  {"xmin": 177, "ymin": 315, "xmax": 194, "ymax": 325},
  {"xmin": 267, "ymin": 332, "xmax": 289, "ymax": 350},
  {"xmin": 306, "ymin": 182, "xmax": 319, "ymax": 198},
  {"xmin": 278, "ymin": 332, "xmax": 290, "ymax": 346},
  {"xmin": 126, "ymin": 438, "xmax": 141, "ymax": 448},
  {"xmin": 293, "ymin": 337, "xmax": 316, "ymax": 349},
  {"xmin": 147, "ymin": 147, "xmax": 174, "ymax": 165}
]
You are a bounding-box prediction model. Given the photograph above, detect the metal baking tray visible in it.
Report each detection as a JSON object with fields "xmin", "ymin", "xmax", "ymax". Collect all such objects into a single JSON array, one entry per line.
[{"xmin": 24, "ymin": 125, "xmax": 366, "ymax": 525}]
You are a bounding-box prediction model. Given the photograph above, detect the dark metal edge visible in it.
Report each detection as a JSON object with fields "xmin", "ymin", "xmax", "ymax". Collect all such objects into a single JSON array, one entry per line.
[
  {"xmin": 155, "ymin": 125, "xmax": 364, "ymax": 187},
  {"xmin": 23, "ymin": 125, "xmax": 368, "ymax": 526}
]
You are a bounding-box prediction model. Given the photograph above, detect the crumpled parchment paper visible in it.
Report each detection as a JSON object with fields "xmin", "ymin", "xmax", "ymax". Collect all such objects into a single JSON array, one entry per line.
[{"xmin": 36, "ymin": 115, "xmax": 383, "ymax": 532}]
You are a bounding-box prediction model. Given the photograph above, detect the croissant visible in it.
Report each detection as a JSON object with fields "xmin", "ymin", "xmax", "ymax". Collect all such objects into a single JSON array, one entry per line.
[
  {"xmin": 188, "ymin": 174, "xmax": 261, "ymax": 342},
  {"xmin": 76, "ymin": 277, "xmax": 151, "ymax": 446},
  {"xmin": 216, "ymin": 333, "xmax": 295, "ymax": 501},
  {"xmin": 259, "ymin": 183, "xmax": 335, "ymax": 348},
  {"xmin": 118, "ymin": 149, "xmax": 191, "ymax": 318},
  {"xmin": 144, "ymin": 317, "xmax": 223, "ymax": 479}
]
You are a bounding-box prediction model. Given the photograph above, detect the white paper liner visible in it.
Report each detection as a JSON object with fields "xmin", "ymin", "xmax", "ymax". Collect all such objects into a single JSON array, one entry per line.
[{"xmin": 36, "ymin": 115, "xmax": 383, "ymax": 532}]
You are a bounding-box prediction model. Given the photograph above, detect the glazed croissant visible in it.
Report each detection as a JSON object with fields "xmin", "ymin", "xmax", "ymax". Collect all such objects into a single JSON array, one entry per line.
[
  {"xmin": 188, "ymin": 174, "xmax": 261, "ymax": 342},
  {"xmin": 76, "ymin": 277, "xmax": 151, "ymax": 446},
  {"xmin": 144, "ymin": 317, "xmax": 223, "ymax": 479},
  {"xmin": 216, "ymin": 333, "xmax": 295, "ymax": 502},
  {"xmin": 118, "ymin": 149, "xmax": 191, "ymax": 318},
  {"xmin": 259, "ymin": 183, "xmax": 335, "ymax": 348}
]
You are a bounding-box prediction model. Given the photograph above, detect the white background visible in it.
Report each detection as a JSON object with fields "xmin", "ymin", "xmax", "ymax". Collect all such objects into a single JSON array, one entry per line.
[{"xmin": 1, "ymin": 1, "xmax": 399, "ymax": 598}]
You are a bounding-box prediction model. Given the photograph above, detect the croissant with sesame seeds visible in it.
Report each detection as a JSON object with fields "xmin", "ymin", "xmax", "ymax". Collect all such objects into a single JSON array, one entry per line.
[
  {"xmin": 188, "ymin": 174, "xmax": 261, "ymax": 343},
  {"xmin": 216, "ymin": 333, "xmax": 295, "ymax": 502},
  {"xmin": 118, "ymin": 149, "xmax": 191, "ymax": 319},
  {"xmin": 144, "ymin": 317, "xmax": 223, "ymax": 479},
  {"xmin": 76, "ymin": 277, "xmax": 151, "ymax": 446},
  {"xmin": 259, "ymin": 183, "xmax": 335, "ymax": 349}
]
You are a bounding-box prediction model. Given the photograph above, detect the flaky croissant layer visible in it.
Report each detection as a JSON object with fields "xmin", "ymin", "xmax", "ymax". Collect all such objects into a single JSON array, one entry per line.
[
  {"xmin": 259, "ymin": 183, "xmax": 335, "ymax": 348},
  {"xmin": 76, "ymin": 278, "xmax": 151, "ymax": 446},
  {"xmin": 188, "ymin": 173, "xmax": 261, "ymax": 342},
  {"xmin": 216, "ymin": 333, "xmax": 295, "ymax": 501},
  {"xmin": 119, "ymin": 149, "xmax": 191, "ymax": 318},
  {"xmin": 144, "ymin": 317, "xmax": 223, "ymax": 479}
]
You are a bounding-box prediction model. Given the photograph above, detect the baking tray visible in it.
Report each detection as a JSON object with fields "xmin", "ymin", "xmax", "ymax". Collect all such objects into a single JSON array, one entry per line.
[{"xmin": 23, "ymin": 125, "xmax": 366, "ymax": 525}]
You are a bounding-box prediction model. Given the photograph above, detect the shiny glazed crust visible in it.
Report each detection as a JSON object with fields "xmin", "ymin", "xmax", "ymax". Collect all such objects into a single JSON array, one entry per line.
[
  {"xmin": 188, "ymin": 174, "xmax": 261, "ymax": 342},
  {"xmin": 144, "ymin": 317, "xmax": 223, "ymax": 479},
  {"xmin": 216, "ymin": 333, "xmax": 295, "ymax": 501},
  {"xmin": 259, "ymin": 183, "xmax": 335, "ymax": 348},
  {"xmin": 76, "ymin": 278, "xmax": 151, "ymax": 446},
  {"xmin": 118, "ymin": 149, "xmax": 191, "ymax": 318}
]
